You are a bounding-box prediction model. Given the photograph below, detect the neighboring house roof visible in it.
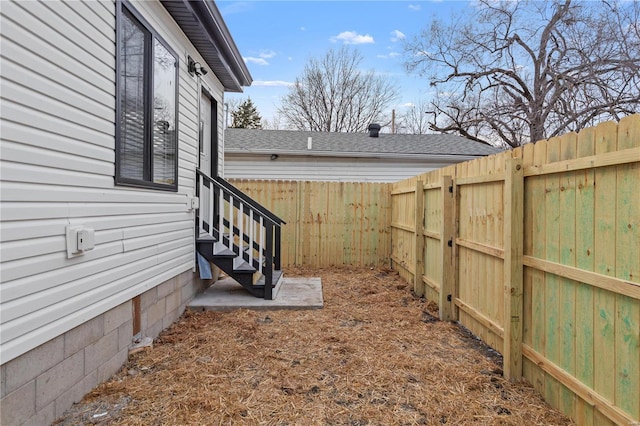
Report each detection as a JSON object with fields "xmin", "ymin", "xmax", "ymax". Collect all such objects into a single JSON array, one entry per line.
[
  {"xmin": 225, "ymin": 128, "xmax": 503, "ymax": 159},
  {"xmin": 161, "ymin": 0, "xmax": 251, "ymax": 92}
]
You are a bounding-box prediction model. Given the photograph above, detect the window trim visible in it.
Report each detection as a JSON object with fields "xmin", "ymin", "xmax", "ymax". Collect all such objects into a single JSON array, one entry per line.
[{"xmin": 115, "ymin": 0, "xmax": 179, "ymax": 191}]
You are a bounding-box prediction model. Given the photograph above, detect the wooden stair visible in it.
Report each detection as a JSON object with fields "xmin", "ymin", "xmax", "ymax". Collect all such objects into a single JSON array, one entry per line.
[
  {"xmin": 195, "ymin": 171, "xmax": 286, "ymax": 300},
  {"xmin": 196, "ymin": 233, "xmax": 283, "ymax": 299}
]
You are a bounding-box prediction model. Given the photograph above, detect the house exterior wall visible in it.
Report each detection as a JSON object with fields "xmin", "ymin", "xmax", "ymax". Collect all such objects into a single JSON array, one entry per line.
[
  {"xmin": 224, "ymin": 154, "xmax": 481, "ymax": 183},
  {"xmin": 0, "ymin": 0, "xmax": 227, "ymax": 419}
]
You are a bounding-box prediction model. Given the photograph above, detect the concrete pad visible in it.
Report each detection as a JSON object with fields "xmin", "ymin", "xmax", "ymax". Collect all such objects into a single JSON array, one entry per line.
[{"xmin": 188, "ymin": 276, "xmax": 323, "ymax": 311}]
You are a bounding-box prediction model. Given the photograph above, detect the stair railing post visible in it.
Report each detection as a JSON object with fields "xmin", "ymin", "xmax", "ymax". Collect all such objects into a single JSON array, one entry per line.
[
  {"xmin": 239, "ymin": 201, "xmax": 244, "ymax": 256},
  {"xmin": 274, "ymin": 223, "xmax": 282, "ymax": 270},
  {"xmin": 264, "ymin": 224, "xmax": 274, "ymax": 300},
  {"xmin": 208, "ymin": 181, "xmax": 214, "ymax": 236},
  {"xmin": 248, "ymin": 209, "xmax": 254, "ymax": 268},
  {"xmin": 258, "ymin": 216, "xmax": 264, "ymax": 275},
  {"xmin": 218, "ymin": 189, "xmax": 224, "ymax": 242},
  {"xmin": 228, "ymin": 195, "xmax": 234, "ymax": 250}
]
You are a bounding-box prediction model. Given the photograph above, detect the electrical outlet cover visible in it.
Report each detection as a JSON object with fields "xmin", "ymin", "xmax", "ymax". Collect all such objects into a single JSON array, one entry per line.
[{"xmin": 66, "ymin": 225, "xmax": 83, "ymax": 258}]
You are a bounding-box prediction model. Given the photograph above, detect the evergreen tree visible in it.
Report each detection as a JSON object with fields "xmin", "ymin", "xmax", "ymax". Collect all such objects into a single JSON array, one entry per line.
[{"xmin": 230, "ymin": 98, "xmax": 262, "ymax": 129}]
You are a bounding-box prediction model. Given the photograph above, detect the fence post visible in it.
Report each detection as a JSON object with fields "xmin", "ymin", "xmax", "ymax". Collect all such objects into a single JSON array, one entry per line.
[
  {"xmin": 440, "ymin": 175, "xmax": 455, "ymax": 321},
  {"xmin": 414, "ymin": 181, "xmax": 425, "ymax": 296},
  {"xmin": 503, "ymin": 157, "xmax": 524, "ymax": 381}
]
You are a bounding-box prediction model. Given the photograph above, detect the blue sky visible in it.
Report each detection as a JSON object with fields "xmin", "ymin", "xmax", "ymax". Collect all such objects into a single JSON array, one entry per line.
[{"xmin": 219, "ymin": 1, "xmax": 470, "ymax": 126}]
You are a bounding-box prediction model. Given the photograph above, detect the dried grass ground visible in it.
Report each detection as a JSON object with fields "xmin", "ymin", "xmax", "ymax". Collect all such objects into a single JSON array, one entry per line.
[{"xmin": 55, "ymin": 267, "xmax": 572, "ymax": 425}]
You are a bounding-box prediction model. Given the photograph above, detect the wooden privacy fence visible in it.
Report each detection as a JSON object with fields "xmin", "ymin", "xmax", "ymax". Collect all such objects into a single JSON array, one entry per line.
[
  {"xmin": 391, "ymin": 115, "xmax": 640, "ymax": 426},
  {"xmin": 228, "ymin": 180, "xmax": 392, "ymax": 268}
]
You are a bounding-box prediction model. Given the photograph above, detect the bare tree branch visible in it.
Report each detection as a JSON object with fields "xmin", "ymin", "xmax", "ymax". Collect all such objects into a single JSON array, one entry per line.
[
  {"xmin": 404, "ymin": 0, "xmax": 640, "ymax": 147},
  {"xmin": 278, "ymin": 47, "xmax": 399, "ymax": 133}
]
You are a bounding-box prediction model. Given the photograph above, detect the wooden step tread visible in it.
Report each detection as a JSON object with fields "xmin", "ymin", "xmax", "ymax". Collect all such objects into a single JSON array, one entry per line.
[
  {"xmin": 197, "ymin": 229, "xmax": 215, "ymax": 239},
  {"xmin": 196, "ymin": 234, "xmax": 216, "ymax": 243},
  {"xmin": 255, "ymin": 270, "xmax": 284, "ymax": 287},
  {"xmin": 212, "ymin": 242, "xmax": 235, "ymax": 257},
  {"xmin": 233, "ymin": 257, "xmax": 256, "ymax": 273}
]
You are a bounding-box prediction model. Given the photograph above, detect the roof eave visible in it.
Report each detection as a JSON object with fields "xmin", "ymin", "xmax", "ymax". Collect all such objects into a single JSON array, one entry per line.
[
  {"xmin": 225, "ymin": 149, "xmax": 489, "ymax": 161},
  {"xmin": 160, "ymin": 0, "xmax": 252, "ymax": 92}
]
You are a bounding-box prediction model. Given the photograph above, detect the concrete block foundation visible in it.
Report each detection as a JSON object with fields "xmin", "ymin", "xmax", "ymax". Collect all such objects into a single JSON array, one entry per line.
[{"xmin": 0, "ymin": 270, "xmax": 207, "ymax": 426}]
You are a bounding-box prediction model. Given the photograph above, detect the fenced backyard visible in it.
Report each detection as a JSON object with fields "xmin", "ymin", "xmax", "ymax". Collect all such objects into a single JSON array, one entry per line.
[
  {"xmin": 234, "ymin": 115, "xmax": 639, "ymax": 425},
  {"xmin": 54, "ymin": 267, "xmax": 573, "ymax": 425}
]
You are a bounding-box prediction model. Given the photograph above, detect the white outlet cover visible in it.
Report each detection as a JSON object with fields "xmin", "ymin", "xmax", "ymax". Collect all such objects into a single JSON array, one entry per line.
[{"xmin": 66, "ymin": 225, "xmax": 84, "ymax": 258}]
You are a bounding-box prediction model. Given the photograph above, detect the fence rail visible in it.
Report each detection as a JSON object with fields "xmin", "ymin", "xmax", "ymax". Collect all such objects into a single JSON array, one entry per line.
[{"xmin": 391, "ymin": 115, "xmax": 640, "ymax": 425}]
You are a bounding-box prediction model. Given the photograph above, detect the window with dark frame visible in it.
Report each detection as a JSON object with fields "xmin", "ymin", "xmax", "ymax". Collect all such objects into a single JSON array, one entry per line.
[{"xmin": 116, "ymin": 1, "xmax": 178, "ymax": 191}]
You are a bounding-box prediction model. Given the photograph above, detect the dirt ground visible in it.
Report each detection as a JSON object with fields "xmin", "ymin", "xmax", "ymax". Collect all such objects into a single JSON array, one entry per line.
[{"xmin": 54, "ymin": 267, "xmax": 573, "ymax": 425}]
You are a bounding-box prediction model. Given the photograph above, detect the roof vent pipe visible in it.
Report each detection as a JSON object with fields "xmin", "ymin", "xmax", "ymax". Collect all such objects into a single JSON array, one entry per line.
[
  {"xmin": 307, "ymin": 136, "xmax": 312, "ymax": 150},
  {"xmin": 368, "ymin": 123, "xmax": 381, "ymax": 138}
]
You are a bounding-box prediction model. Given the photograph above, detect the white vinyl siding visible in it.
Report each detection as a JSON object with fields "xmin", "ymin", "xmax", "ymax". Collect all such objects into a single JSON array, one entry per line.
[
  {"xmin": 224, "ymin": 154, "xmax": 480, "ymax": 183},
  {"xmin": 0, "ymin": 0, "xmax": 227, "ymax": 363}
]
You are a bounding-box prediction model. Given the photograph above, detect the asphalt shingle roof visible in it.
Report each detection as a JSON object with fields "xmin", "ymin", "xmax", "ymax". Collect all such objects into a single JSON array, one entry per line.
[{"xmin": 225, "ymin": 128, "xmax": 502, "ymax": 157}]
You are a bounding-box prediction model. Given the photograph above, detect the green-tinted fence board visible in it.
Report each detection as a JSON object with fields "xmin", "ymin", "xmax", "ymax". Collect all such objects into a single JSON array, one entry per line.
[
  {"xmin": 614, "ymin": 116, "xmax": 640, "ymax": 419},
  {"xmin": 522, "ymin": 144, "xmax": 536, "ymax": 387},
  {"xmin": 558, "ymin": 133, "xmax": 577, "ymax": 416},
  {"xmin": 544, "ymin": 137, "xmax": 562, "ymax": 408},
  {"xmin": 593, "ymin": 122, "xmax": 618, "ymax": 416},
  {"xmin": 530, "ymin": 140, "xmax": 548, "ymax": 396},
  {"xmin": 574, "ymin": 126, "xmax": 596, "ymax": 426}
]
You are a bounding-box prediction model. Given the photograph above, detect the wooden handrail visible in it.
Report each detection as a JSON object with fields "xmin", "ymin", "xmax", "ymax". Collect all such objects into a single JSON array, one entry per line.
[{"xmin": 198, "ymin": 170, "xmax": 286, "ymax": 226}]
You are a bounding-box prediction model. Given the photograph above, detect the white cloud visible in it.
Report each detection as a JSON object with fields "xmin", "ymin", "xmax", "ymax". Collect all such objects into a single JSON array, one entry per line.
[
  {"xmin": 376, "ymin": 52, "xmax": 401, "ymax": 59},
  {"xmin": 220, "ymin": 2, "xmax": 253, "ymax": 15},
  {"xmin": 252, "ymin": 80, "xmax": 294, "ymax": 87},
  {"xmin": 402, "ymin": 102, "xmax": 415, "ymax": 108},
  {"xmin": 408, "ymin": 4, "xmax": 421, "ymax": 11},
  {"xmin": 244, "ymin": 57, "xmax": 269, "ymax": 65},
  {"xmin": 259, "ymin": 50, "xmax": 276, "ymax": 59},
  {"xmin": 300, "ymin": 26, "xmax": 306, "ymax": 31},
  {"xmin": 390, "ymin": 30, "xmax": 405, "ymax": 42},
  {"xmin": 330, "ymin": 31, "xmax": 375, "ymax": 45}
]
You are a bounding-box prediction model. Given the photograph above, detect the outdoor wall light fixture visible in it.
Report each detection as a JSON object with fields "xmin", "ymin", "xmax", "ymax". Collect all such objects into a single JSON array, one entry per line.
[
  {"xmin": 188, "ymin": 56, "xmax": 208, "ymax": 77},
  {"xmin": 270, "ymin": 154, "xmax": 279, "ymax": 160}
]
